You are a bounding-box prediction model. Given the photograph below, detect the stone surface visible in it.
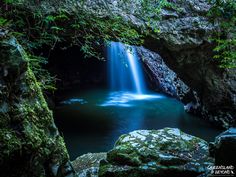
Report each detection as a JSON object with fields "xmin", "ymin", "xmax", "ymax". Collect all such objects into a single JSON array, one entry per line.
[
  {"xmin": 136, "ymin": 46, "xmax": 199, "ymax": 107},
  {"xmin": 72, "ymin": 153, "xmax": 107, "ymax": 177},
  {"xmin": 209, "ymin": 128, "xmax": 236, "ymax": 166},
  {"xmin": 99, "ymin": 128, "xmax": 213, "ymax": 177},
  {"xmin": 0, "ymin": 30, "xmax": 70, "ymax": 177}
]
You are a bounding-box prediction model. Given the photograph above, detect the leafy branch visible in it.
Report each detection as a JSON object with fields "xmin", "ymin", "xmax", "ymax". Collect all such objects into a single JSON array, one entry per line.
[{"xmin": 208, "ymin": 0, "xmax": 236, "ymax": 68}]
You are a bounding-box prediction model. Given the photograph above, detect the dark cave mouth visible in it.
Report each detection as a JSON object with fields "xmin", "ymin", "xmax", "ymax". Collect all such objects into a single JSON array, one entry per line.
[{"xmin": 46, "ymin": 45, "xmax": 107, "ymax": 90}]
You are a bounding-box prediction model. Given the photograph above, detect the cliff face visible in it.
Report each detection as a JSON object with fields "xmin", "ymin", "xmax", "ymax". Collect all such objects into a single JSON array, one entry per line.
[
  {"xmin": 142, "ymin": 0, "xmax": 236, "ymax": 127},
  {"xmin": 0, "ymin": 31, "xmax": 70, "ymax": 177},
  {"xmin": 136, "ymin": 46, "xmax": 198, "ymax": 107}
]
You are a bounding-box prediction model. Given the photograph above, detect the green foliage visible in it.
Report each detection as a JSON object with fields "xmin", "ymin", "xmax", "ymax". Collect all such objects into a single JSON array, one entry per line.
[
  {"xmin": 28, "ymin": 54, "xmax": 57, "ymax": 91},
  {"xmin": 141, "ymin": 0, "xmax": 173, "ymax": 16},
  {"xmin": 1, "ymin": 3, "xmax": 64, "ymax": 91},
  {"xmin": 1, "ymin": 1, "xmax": 146, "ymax": 59},
  {"xmin": 208, "ymin": 0, "xmax": 236, "ymax": 68},
  {"xmin": 71, "ymin": 12, "xmax": 144, "ymax": 59},
  {"xmin": 0, "ymin": 17, "xmax": 10, "ymax": 27},
  {"xmin": 3, "ymin": 0, "xmax": 16, "ymax": 3}
]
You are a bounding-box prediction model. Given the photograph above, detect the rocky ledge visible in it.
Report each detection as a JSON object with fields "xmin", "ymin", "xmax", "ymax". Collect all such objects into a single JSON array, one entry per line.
[{"xmin": 72, "ymin": 128, "xmax": 214, "ymax": 177}]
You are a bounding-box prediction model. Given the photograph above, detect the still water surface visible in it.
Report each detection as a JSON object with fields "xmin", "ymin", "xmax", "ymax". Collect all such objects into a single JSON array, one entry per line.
[{"xmin": 54, "ymin": 88, "xmax": 223, "ymax": 160}]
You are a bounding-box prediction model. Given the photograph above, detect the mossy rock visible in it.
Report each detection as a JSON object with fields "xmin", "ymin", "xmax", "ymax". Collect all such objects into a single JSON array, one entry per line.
[
  {"xmin": 0, "ymin": 33, "xmax": 69, "ymax": 177},
  {"xmin": 72, "ymin": 153, "xmax": 107, "ymax": 176},
  {"xmin": 99, "ymin": 128, "xmax": 213, "ymax": 177}
]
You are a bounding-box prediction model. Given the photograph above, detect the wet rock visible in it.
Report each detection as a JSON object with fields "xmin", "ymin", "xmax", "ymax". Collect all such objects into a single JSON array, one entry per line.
[
  {"xmin": 72, "ymin": 153, "xmax": 107, "ymax": 177},
  {"xmin": 209, "ymin": 128, "xmax": 236, "ymax": 165},
  {"xmin": 0, "ymin": 32, "xmax": 69, "ymax": 177},
  {"xmin": 136, "ymin": 46, "xmax": 200, "ymax": 107},
  {"xmin": 99, "ymin": 128, "xmax": 213, "ymax": 177}
]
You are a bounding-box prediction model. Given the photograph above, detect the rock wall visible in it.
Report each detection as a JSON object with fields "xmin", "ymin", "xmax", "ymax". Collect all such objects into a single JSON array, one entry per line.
[
  {"xmin": 0, "ymin": 31, "xmax": 71, "ymax": 177},
  {"xmin": 136, "ymin": 46, "xmax": 199, "ymax": 107}
]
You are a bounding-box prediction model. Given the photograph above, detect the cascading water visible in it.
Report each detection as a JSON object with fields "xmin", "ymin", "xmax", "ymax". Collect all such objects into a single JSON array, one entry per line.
[
  {"xmin": 101, "ymin": 41, "xmax": 162, "ymax": 107},
  {"xmin": 107, "ymin": 42, "xmax": 146, "ymax": 94}
]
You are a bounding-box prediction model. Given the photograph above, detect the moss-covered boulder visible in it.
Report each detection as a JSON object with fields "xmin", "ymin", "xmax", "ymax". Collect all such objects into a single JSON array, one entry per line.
[
  {"xmin": 99, "ymin": 128, "xmax": 213, "ymax": 177},
  {"xmin": 0, "ymin": 31, "xmax": 70, "ymax": 177}
]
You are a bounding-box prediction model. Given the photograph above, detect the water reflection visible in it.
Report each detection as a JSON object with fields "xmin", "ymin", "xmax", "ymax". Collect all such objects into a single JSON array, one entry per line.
[
  {"xmin": 54, "ymin": 89, "xmax": 223, "ymax": 160},
  {"xmin": 99, "ymin": 91, "xmax": 164, "ymax": 107},
  {"xmin": 60, "ymin": 98, "xmax": 88, "ymax": 105}
]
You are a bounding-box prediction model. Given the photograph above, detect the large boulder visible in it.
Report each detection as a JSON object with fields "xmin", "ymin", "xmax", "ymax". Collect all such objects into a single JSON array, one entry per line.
[
  {"xmin": 99, "ymin": 128, "xmax": 213, "ymax": 177},
  {"xmin": 136, "ymin": 46, "xmax": 199, "ymax": 107},
  {"xmin": 0, "ymin": 31, "xmax": 72, "ymax": 177},
  {"xmin": 209, "ymin": 128, "xmax": 236, "ymax": 166}
]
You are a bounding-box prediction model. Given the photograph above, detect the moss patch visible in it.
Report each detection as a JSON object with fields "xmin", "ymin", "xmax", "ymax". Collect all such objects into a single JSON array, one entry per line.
[{"xmin": 0, "ymin": 33, "xmax": 69, "ymax": 177}]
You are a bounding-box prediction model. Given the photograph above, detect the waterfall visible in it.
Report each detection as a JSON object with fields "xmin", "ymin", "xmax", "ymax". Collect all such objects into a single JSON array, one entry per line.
[
  {"xmin": 100, "ymin": 41, "xmax": 161, "ymax": 107},
  {"xmin": 107, "ymin": 41, "xmax": 146, "ymax": 94}
]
